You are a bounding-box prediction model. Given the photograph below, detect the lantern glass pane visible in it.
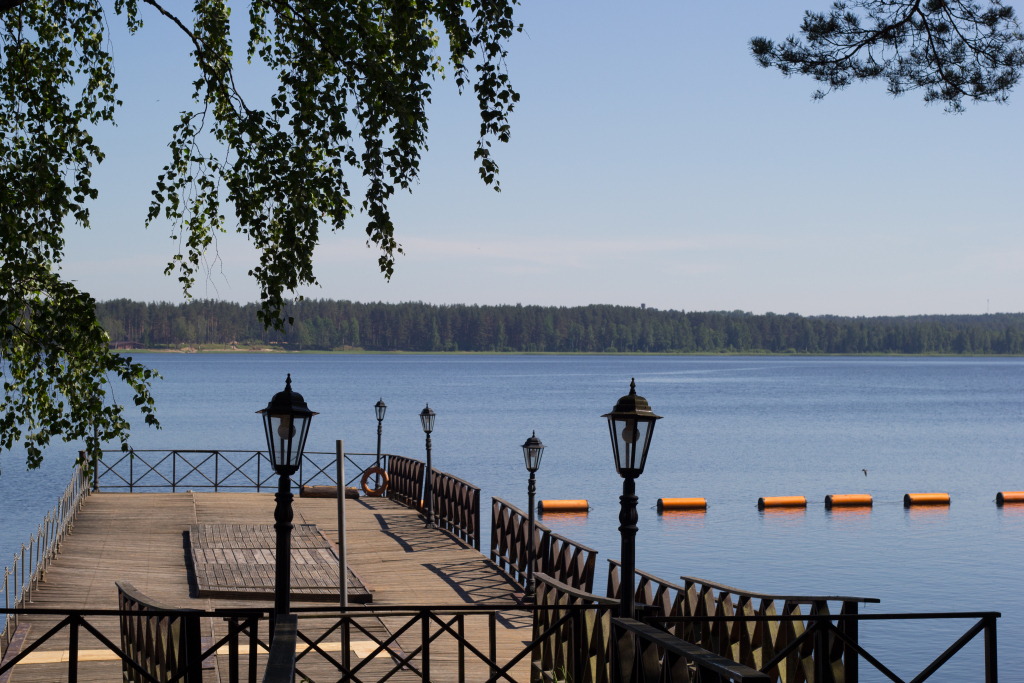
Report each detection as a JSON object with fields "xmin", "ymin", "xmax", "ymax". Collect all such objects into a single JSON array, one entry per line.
[
  {"xmin": 294, "ymin": 414, "xmax": 312, "ymax": 464},
  {"xmin": 271, "ymin": 414, "xmax": 295, "ymax": 468},
  {"xmin": 610, "ymin": 417, "xmax": 654, "ymax": 476},
  {"xmin": 420, "ymin": 411, "xmax": 435, "ymax": 433},
  {"xmin": 523, "ymin": 445, "xmax": 544, "ymax": 472},
  {"xmin": 375, "ymin": 402, "xmax": 387, "ymax": 422},
  {"xmin": 636, "ymin": 418, "xmax": 656, "ymax": 474}
]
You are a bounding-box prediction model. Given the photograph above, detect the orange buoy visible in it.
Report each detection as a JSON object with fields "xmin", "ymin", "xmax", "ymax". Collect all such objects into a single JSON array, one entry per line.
[
  {"xmin": 538, "ymin": 499, "xmax": 589, "ymax": 513},
  {"xmin": 825, "ymin": 494, "xmax": 873, "ymax": 509},
  {"xmin": 758, "ymin": 496, "xmax": 806, "ymax": 510},
  {"xmin": 996, "ymin": 491, "xmax": 1024, "ymax": 506},
  {"xmin": 904, "ymin": 493, "xmax": 950, "ymax": 507},
  {"xmin": 657, "ymin": 498, "xmax": 707, "ymax": 512}
]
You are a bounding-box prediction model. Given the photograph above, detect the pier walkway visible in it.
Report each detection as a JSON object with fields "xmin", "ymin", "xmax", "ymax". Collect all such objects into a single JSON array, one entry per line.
[{"xmin": 6, "ymin": 492, "xmax": 530, "ymax": 682}]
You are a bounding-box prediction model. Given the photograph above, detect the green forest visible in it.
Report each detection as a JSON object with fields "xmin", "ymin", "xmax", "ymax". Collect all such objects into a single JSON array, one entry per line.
[{"xmin": 94, "ymin": 299, "xmax": 1024, "ymax": 355}]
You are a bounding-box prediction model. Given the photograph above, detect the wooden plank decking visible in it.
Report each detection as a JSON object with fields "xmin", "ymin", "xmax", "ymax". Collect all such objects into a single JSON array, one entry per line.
[{"xmin": 8, "ymin": 492, "xmax": 532, "ymax": 682}]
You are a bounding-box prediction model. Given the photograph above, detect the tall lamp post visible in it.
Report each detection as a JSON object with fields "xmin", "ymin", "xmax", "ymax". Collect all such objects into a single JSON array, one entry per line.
[
  {"xmin": 258, "ymin": 374, "xmax": 317, "ymax": 633},
  {"xmin": 521, "ymin": 431, "xmax": 545, "ymax": 598},
  {"xmin": 602, "ymin": 378, "xmax": 661, "ymax": 620},
  {"xmin": 374, "ymin": 398, "xmax": 387, "ymax": 487},
  {"xmin": 419, "ymin": 404, "xmax": 436, "ymax": 527}
]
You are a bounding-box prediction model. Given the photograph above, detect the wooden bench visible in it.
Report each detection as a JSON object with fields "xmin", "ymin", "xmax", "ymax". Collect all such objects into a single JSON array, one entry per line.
[{"xmin": 116, "ymin": 581, "xmax": 204, "ymax": 683}]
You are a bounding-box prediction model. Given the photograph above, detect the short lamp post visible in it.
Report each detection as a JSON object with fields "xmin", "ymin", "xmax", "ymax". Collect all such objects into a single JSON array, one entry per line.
[
  {"xmin": 419, "ymin": 404, "xmax": 436, "ymax": 527},
  {"xmin": 521, "ymin": 431, "xmax": 545, "ymax": 598},
  {"xmin": 374, "ymin": 398, "xmax": 387, "ymax": 485},
  {"xmin": 603, "ymin": 378, "xmax": 661, "ymax": 620},
  {"xmin": 258, "ymin": 374, "xmax": 317, "ymax": 632}
]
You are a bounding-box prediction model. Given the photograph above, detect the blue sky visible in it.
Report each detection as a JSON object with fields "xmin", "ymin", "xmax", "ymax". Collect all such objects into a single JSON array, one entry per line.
[{"xmin": 61, "ymin": 1, "xmax": 1024, "ymax": 316}]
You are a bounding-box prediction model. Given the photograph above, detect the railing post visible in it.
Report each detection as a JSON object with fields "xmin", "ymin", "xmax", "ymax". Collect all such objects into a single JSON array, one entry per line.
[
  {"xmin": 129, "ymin": 452, "xmax": 134, "ymax": 493},
  {"xmin": 172, "ymin": 451, "xmax": 177, "ymax": 493},
  {"xmin": 68, "ymin": 614, "xmax": 79, "ymax": 683},
  {"xmin": 489, "ymin": 611, "xmax": 497, "ymax": 682},
  {"xmin": 229, "ymin": 617, "xmax": 240, "ymax": 683},
  {"xmin": 457, "ymin": 614, "xmax": 465, "ymax": 683},
  {"xmin": 248, "ymin": 617, "xmax": 258, "ymax": 683},
  {"xmin": 215, "ymin": 452, "xmax": 219, "ymax": 493},
  {"xmin": 421, "ymin": 609, "xmax": 431, "ymax": 683},
  {"xmin": 984, "ymin": 614, "xmax": 998, "ymax": 683},
  {"xmin": 813, "ymin": 616, "xmax": 827, "ymax": 683},
  {"xmin": 844, "ymin": 602, "xmax": 859, "ymax": 683}
]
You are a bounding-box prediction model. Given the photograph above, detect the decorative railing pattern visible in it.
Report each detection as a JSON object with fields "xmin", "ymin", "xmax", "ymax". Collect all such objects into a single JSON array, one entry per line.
[
  {"xmin": 491, "ymin": 498, "xmax": 599, "ymax": 593},
  {"xmin": 430, "ymin": 470, "xmax": 482, "ymax": 550},
  {"xmin": 531, "ymin": 573, "xmax": 616, "ymax": 683},
  {"xmin": 386, "ymin": 455, "xmax": 425, "ymax": 508},
  {"xmin": 117, "ymin": 581, "xmax": 203, "ymax": 683},
  {"xmin": 606, "ymin": 560, "xmax": 878, "ymax": 682},
  {"xmin": 93, "ymin": 449, "xmax": 393, "ymax": 492},
  {"xmin": 0, "ymin": 463, "xmax": 89, "ymax": 657}
]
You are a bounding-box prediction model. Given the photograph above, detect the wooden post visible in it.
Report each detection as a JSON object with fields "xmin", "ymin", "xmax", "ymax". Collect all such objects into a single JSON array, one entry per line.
[{"xmin": 337, "ymin": 440, "xmax": 350, "ymax": 674}]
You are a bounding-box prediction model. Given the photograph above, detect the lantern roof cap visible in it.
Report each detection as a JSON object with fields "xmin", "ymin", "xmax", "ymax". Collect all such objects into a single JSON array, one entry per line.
[
  {"xmin": 521, "ymin": 430, "xmax": 544, "ymax": 450},
  {"xmin": 420, "ymin": 403, "xmax": 435, "ymax": 417},
  {"xmin": 602, "ymin": 378, "xmax": 662, "ymax": 420},
  {"xmin": 375, "ymin": 397, "xmax": 387, "ymax": 408},
  {"xmin": 258, "ymin": 374, "xmax": 317, "ymax": 417}
]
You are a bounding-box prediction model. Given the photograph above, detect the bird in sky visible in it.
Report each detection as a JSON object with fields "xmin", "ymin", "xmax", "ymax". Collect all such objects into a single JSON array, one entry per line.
[{"xmin": 862, "ymin": 469, "xmax": 868, "ymax": 476}]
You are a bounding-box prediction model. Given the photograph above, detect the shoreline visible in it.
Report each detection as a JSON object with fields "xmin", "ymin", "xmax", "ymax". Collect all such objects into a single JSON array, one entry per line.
[{"xmin": 112, "ymin": 347, "xmax": 1024, "ymax": 358}]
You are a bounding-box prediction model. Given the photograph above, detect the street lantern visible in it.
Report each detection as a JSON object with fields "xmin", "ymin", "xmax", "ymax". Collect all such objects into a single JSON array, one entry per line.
[
  {"xmin": 420, "ymin": 404, "xmax": 436, "ymax": 527},
  {"xmin": 603, "ymin": 378, "xmax": 660, "ymax": 620},
  {"xmin": 259, "ymin": 374, "xmax": 317, "ymax": 474},
  {"xmin": 419, "ymin": 404, "xmax": 436, "ymax": 434},
  {"xmin": 522, "ymin": 431, "xmax": 545, "ymax": 473},
  {"xmin": 602, "ymin": 379, "xmax": 660, "ymax": 479},
  {"xmin": 521, "ymin": 431, "xmax": 545, "ymax": 597},
  {"xmin": 257, "ymin": 374, "xmax": 317, "ymax": 633},
  {"xmin": 374, "ymin": 398, "xmax": 387, "ymax": 478}
]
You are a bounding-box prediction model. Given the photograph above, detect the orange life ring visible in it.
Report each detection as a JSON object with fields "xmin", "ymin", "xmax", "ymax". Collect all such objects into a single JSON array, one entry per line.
[{"xmin": 361, "ymin": 466, "xmax": 389, "ymax": 497}]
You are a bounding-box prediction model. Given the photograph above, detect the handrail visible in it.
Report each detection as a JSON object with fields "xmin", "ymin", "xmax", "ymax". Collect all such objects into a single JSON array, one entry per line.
[
  {"xmin": 612, "ymin": 617, "xmax": 770, "ymax": 682},
  {"xmin": 608, "ymin": 560, "xmax": 878, "ymax": 605},
  {"xmin": 0, "ymin": 463, "xmax": 89, "ymax": 658},
  {"xmin": 677, "ymin": 572, "xmax": 879, "ymax": 604},
  {"xmin": 491, "ymin": 497, "xmax": 598, "ymax": 593},
  {"xmin": 263, "ymin": 615, "xmax": 297, "ymax": 683}
]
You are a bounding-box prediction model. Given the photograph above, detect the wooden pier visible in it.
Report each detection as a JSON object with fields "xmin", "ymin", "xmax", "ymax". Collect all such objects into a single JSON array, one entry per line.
[{"xmin": 5, "ymin": 491, "xmax": 531, "ymax": 682}]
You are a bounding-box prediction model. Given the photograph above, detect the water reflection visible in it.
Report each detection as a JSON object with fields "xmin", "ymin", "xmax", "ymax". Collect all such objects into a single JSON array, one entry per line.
[{"xmin": 537, "ymin": 511, "xmax": 589, "ymax": 530}]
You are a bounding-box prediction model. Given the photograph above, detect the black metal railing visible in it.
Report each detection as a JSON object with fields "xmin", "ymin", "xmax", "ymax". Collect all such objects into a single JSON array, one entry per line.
[
  {"xmin": 92, "ymin": 449, "xmax": 395, "ymax": 492},
  {"xmin": 0, "ymin": 600, "xmax": 1000, "ymax": 683},
  {"xmin": 0, "ymin": 606, "xmax": 269, "ymax": 683},
  {"xmin": 646, "ymin": 612, "xmax": 999, "ymax": 683}
]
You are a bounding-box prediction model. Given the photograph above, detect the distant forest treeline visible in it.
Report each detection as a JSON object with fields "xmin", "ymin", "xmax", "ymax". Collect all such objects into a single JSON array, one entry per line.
[{"xmin": 95, "ymin": 299, "xmax": 1024, "ymax": 355}]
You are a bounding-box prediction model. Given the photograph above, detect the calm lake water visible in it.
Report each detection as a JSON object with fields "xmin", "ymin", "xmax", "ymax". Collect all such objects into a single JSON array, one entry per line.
[{"xmin": 2, "ymin": 354, "xmax": 1023, "ymax": 680}]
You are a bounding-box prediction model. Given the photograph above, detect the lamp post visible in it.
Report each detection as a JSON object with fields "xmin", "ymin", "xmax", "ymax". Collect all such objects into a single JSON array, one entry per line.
[
  {"xmin": 521, "ymin": 431, "xmax": 545, "ymax": 598},
  {"xmin": 258, "ymin": 374, "xmax": 317, "ymax": 633},
  {"xmin": 602, "ymin": 378, "xmax": 661, "ymax": 620},
  {"xmin": 374, "ymin": 398, "xmax": 387, "ymax": 487},
  {"xmin": 419, "ymin": 404, "xmax": 436, "ymax": 527}
]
